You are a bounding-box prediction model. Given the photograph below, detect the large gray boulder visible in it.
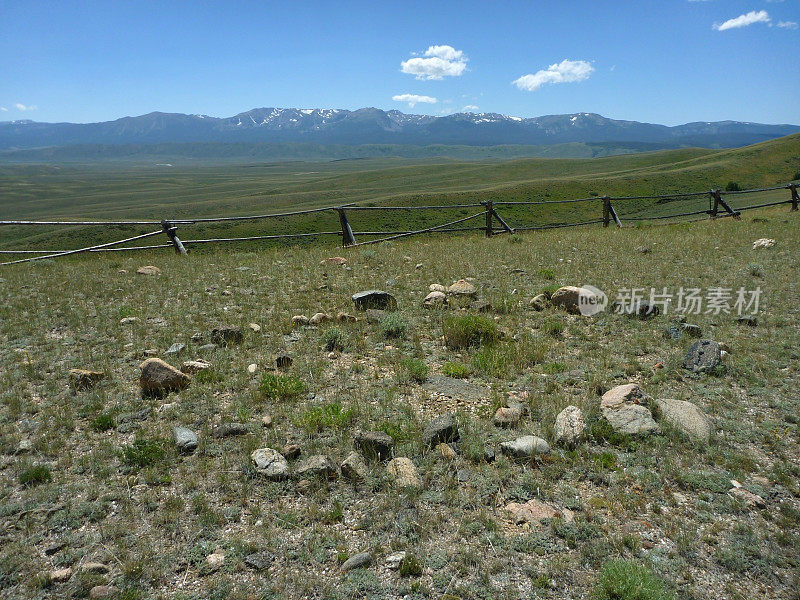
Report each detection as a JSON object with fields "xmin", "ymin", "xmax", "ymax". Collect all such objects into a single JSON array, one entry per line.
[
  {"xmin": 554, "ymin": 406, "xmax": 586, "ymax": 447},
  {"xmin": 500, "ymin": 435, "xmax": 550, "ymax": 458},
  {"xmin": 173, "ymin": 427, "xmax": 198, "ymax": 453},
  {"xmin": 422, "ymin": 413, "xmax": 459, "ymax": 448},
  {"xmin": 656, "ymin": 398, "xmax": 711, "ymax": 444},
  {"xmin": 139, "ymin": 358, "xmax": 190, "ymax": 396},
  {"xmin": 353, "ymin": 431, "xmax": 395, "ymax": 461},
  {"xmin": 386, "ymin": 457, "xmax": 422, "ymax": 488},
  {"xmin": 600, "ymin": 384, "xmax": 660, "ymax": 436},
  {"xmin": 352, "ymin": 290, "xmax": 397, "ymax": 311},
  {"xmin": 683, "ymin": 340, "xmax": 721, "ymax": 373}
]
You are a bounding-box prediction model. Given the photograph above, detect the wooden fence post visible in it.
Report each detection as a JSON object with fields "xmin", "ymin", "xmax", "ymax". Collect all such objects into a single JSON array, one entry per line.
[
  {"xmin": 608, "ymin": 201, "xmax": 622, "ymax": 228},
  {"xmin": 602, "ymin": 196, "xmax": 611, "ymax": 227},
  {"xmin": 161, "ymin": 220, "xmax": 188, "ymax": 255},
  {"xmin": 490, "ymin": 206, "xmax": 515, "ymax": 234},
  {"xmin": 483, "ymin": 201, "xmax": 493, "ymax": 237},
  {"xmin": 336, "ymin": 208, "xmax": 356, "ymax": 247},
  {"xmin": 709, "ymin": 189, "xmax": 721, "ymax": 217},
  {"xmin": 790, "ymin": 184, "xmax": 799, "ymax": 211}
]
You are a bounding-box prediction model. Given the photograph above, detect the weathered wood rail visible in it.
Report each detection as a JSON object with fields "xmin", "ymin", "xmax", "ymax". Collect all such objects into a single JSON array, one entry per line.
[{"xmin": 0, "ymin": 183, "xmax": 797, "ymax": 265}]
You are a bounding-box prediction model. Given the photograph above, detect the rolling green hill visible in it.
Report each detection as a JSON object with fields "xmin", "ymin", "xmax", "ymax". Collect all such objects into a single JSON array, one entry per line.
[{"xmin": 1, "ymin": 133, "xmax": 798, "ymax": 254}]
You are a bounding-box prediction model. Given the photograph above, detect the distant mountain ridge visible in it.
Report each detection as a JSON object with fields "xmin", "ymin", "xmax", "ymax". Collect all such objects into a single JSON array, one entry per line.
[{"xmin": 1, "ymin": 107, "xmax": 798, "ymax": 151}]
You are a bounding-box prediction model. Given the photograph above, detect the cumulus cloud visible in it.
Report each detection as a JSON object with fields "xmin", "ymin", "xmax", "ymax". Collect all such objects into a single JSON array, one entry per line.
[
  {"xmin": 401, "ymin": 45, "xmax": 468, "ymax": 80},
  {"xmin": 392, "ymin": 93, "xmax": 438, "ymax": 108},
  {"xmin": 0, "ymin": 107, "xmax": 7, "ymax": 112},
  {"xmin": 777, "ymin": 20, "xmax": 798, "ymax": 29},
  {"xmin": 512, "ymin": 59, "xmax": 594, "ymax": 92},
  {"xmin": 462, "ymin": 105, "xmax": 479, "ymax": 112},
  {"xmin": 14, "ymin": 103, "xmax": 36, "ymax": 111},
  {"xmin": 713, "ymin": 10, "xmax": 771, "ymax": 31}
]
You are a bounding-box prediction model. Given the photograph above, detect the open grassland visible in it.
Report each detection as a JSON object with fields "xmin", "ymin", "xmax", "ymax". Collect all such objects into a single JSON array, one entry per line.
[
  {"xmin": 1, "ymin": 134, "xmax": 798, "ymax": 253},
  {"xmin": 1, "ymin": 207, "xmax": 798, "ymax": 599}
]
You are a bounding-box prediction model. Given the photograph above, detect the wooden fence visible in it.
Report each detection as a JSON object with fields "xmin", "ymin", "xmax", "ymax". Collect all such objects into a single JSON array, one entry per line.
[{"xmin": 1, "ymin": 183, "xmax": 797, "ymax": 266}]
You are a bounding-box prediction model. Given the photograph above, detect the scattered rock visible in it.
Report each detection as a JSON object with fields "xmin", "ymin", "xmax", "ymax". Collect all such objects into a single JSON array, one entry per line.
[
  {"xmin": 471, "ymin": 299, "xmax": 493, "ymax": 313},
  {"xmin": 320, "ymin": 256, "xmax": 347, "ymax": 266},
  {"xmin": 736, "ymin": 315, "xmax": 758, "ymax": 327},
  {"xmin": 244, "ymin": 551, "xmax": 274, "ymax": 571},
  {"xmin": 437, "ymin": 443, "xmax": 457, "ymax": 460},
  {"xmin": 752, "ymin": 238, "xmax": 775, "ymax": 249},
  {"xmin": 248, "ymin": 363, "xmax": 257, "ymax": 374},
  {"xmin": 261, "ymin": 414, "xmax": 273, "ymax": 428},
  {"xmin": 292, "ymin": 315, "xmax": 310, "ymax": 327},
  {"xmin": 50, "ymin": 567, "xmax": 72, "ymax": 583},
  {"xmin": 354, "ymin": 431, "xmax": 395, "ymax": 461},
  {"xmin": 600, "ymin": 384, "xmax": 660, "ymax": 436},
  {"xmin": 729, "ymin": 487, "xmax": 766, "ymax": 508},
  {"xmin": 422, "ymin": 291, "xmax": 448, "ymax": 308},
  {"xmin": 554, "ymin": 406, "xmax": 586, "ymax": 447},
  {"xmin": 210, "ymin": 326, "xmax": 243, "ymax": 346},
  {"xmin": 336, "ymin": 312, "xmax": 357, "ymax": 323},
  {"xmin": 44, "ymin": 541, "xmax": 67, "ymax": 556},
  {"xmin": 352, "ymin": 290, "xmax": 397, "ymax": 311},
  {"xmin": 341, "ymin": 451, "xmax": 368, "ymax": 482},
  {"xmin": 251, "ymin": 448, "xmax": 289, "ymax": 480},
  {"xmin": 493, "ymin": 406, "xmax": 522, "ymax": 428},
  {"xmin": 205, "ymin": 552, "xmax": 225, "ymax": 572},
  {"xmin": 424, "ymin": 375, "xmax": 489, "ymax": 403},
  {"xmin": 683, "ymin": 323, "xmax": 702, "ymax": 338},
  {"xmin": 276, "ymin": 354, "xmax": 293, "ymax": 369},
  {"xmin": 173, "ymin": 427, "xmax": 198, "ymax": 452},
  {"xmin": 164, "ymin": 343, "xmax": 185, "ymax": 355},
  {"xmin": 117, "ymin": 407, "xmax": 151, "ymax": 423},
  {"xmin": 212, "ymin": 423, "xmax": 248, "ymax": 438},
  {"xmin": 529, "ymin": 294, "xmax": 548, "ymax": 311},
  {"xmin": 655, "ymin": 398, "xmax": 711, "ymax": 444},
  {"xmin": 69, "ymin": 369, "xmax": 105, "ymax": 391},
  {"xmin": 281, "ymin": 443, "xmax": 302, "ymax": 460},
  {"xmin": 136, "ymin": 265, "xmax": 161, "ymax": 276},
  {"xmin": 626, "ymin": 300, "xmax": 660, "ymax": 319},
  {"xmin": 180, "ymin": 360, "xmax": 210, "ymax": 375},
  {"xmin": 385, "ymin": 551, "xmax": 407, "ymax": 570},
  {"xmin": 636, "ymin": 245, "xmax": 650, "ymax": 254},
  {"xmin": 447, "ymin": 279, "xmax": 477, "ymax": 297},
  {"xmin": 295, "ymin": 455, "xmax": 337, "ymax": 479},
  {"xmin": 119, "ymin": 317, "xmax": 138, "ymax": 325},
  {"xmin": 386, "ymin": 458, "xmax": 422, "ymax": 488},
  {"xmin": 500, "ymin": 435, "xmax": 550, "ymax": 459},
  {"xmin": 422, "ymin": 413, "xmax": 459, "ymax": 448},
  {"xmin": 429, "ymin": 284, "xmax": 447, "ymax": 293},
  {"xmin": 309, "ymin": 312, "xmax": 331, "ymax": 325},
  {"xmin": 550, "ymin": 286, "xmax": 583, "ymax": 314},
  {"xmin": 139, "ymin": 358, "xmax": 190, "ymax": 396},
  {"xmin": 505, "ymin": 499, "xmax": 560, "ymax": 524},
  {"xmin": 17, "ymin": 439, "xmax": 32, "ymax": 453},
  {"xmin": 80, "ymin": 562, "xmax": 109, "ymax": 574},
  {"xmin": 365, "ymin": 309, "xmax": 385, "ymax": 323},
  {"xmin": 341, "ymin": 552, "xmax": 372, "ymax": 572},
  {"xmin": 89, "ymin": 585, "xmax": 118, "ymax": 598},
  {"xmin": 197, "ymin": 344, "xmax": 217, "ymax": 353},
  {"xmin": 248, "ymin": 323, "xmax": 261, "ymax": 332},
  {"xmin": 682, "ymin": 340, "xmax": 722, "ymax": 373}
]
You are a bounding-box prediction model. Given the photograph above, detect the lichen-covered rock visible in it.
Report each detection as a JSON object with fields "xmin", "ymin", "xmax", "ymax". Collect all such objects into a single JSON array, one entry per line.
[
  {"xmin": 600, "ymin": 384, "xmax": 660, "ymax": 435},
  {"xmin": 139, "ymin": 358, "xmax": 190, "ymax": 396},
  {"xmin": 554, "ymin": 406, "xmax": 586, "ymax": 447},
  {"xmin": 173, "ymin": 427, "xmax": 198, "ymax": 452},
  {"xmin": 341, "ymin": 451, "xmax": 368, "ymax": 481},
  {"xmin": 352, "ymin": 290, "xmax": 397, "ymax": 311},
  {"xmin": 493, "ymin": 406, "xmax": 522, "ymax": 428},
  {"xmin": 386, "ymin": 457, "xmax": 422, "ymax": 488},
  {"xmin": 683, "ymin": 340, "xmax": 721, "ymax": 373},
  {"xmin": 295, "ymin": 455, "xmax": 337, "ymax": 479},
  {"xmin": 447, "ymin": 279, "xmax": 477, "ymax": 297},
  {"xmin": 500, "ymin": 435, "xmax": 550, "ymax": 458},
  {"xmin": 251, "ymin": 448, "xmax": 289, "ymax": 480},
  {"xmin": 69, "ymin": 369, "xmax": 105, "ymax": 391},
  {"xmin": 354, "ymin": 431, "xmax": 395, "ymax": 461},
  {"xmin": 422, "ymin": 413, "xmax": 459, "ymax": 448},
  {"xmin": 422, "ymin": 291, "xmax": 448, "ymax": 308},
  {"xmin": 655, "ymin": 398, "xmax": 711, "ymax": 444}
]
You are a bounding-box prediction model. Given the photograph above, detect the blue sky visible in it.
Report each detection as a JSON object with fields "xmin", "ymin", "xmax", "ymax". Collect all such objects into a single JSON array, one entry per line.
[{"xmin": 1, "ymin": 0, "xmax": 797, "ymax": 125}]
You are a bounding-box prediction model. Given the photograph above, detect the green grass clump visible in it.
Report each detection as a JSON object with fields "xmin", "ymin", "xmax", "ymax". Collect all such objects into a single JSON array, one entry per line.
[
  {"xmin": 399, "ymin": 554, "xmax": 423, "ymax": 577},
  {"xmin": 322, "ymin": 327, "xmax": 346, "ymax": 351},
  {"xmin": 122, "ymin": 437, "xmax": 166, "ymax": 468},
  {"xmin": 725, "ymin": 181, "xmax": 742, "ymax": 192},
  {"xmin": 380, "ymin": 313, "xmax": 409, "ymax": 339},
  {"xmin": 592, "ymin": 560, "xmax": 675, "ymax": 600},
  {"xmin": 442, "ymin": 315, "xmax": 499, "ymax": 349},
  {"xmin": 294, "ymin": 402, "xmax": 355, "ymax": 434},
  {"xmin": 442, "ymin": 361, "xmax": 471, "ymax": 378},
  {"xmin": 541, "ymin": 317, "xmax": 565, "ymax": 338},
  {"xmin": 19, "ymin": 465, "xmax": 52, "ymax": 487},
  {"xmin": 399, "ymin": 357, "xmax": 428, "ymax": 383},
  {"xmin": 258, "ymin": 373, "xmax": 306, "ymax": 400},
  {"xmin": 90, "ymin": 412, "xmax": 115, "ymax": 432}
]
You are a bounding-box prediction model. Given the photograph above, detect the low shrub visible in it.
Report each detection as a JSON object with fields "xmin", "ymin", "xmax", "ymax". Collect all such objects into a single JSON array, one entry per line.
[
  {"xmin": 400, "ymin": 357, "xmax": 428, "ymax": 383},
  {"xmin": 592, "ymin": 559, "xmax": 675, "ymax": 600},
  {"xmin": 442, "ymin": 361, "xmax": 470, "ymax": 378},
  {"xmin": 122, "ymin": 437, "xmax": 166, "ymax": 468},
  {"xmin": 380, "ymin": 313, "xmax": 409, "ymax": 339},
  {"xmin": 322, "ymin": 327, "xmax": 346, "ymax": 352},
  {"xmin": 443, "ymin": 315, "xmax": 499, "ymax": 349},
  {"xmin": 259, "ymin": 373, "xmax": 306, "ymax": 400},
  {"xmin": 19, "ymin": 465, "xmax": 52, "ymax": 486},
  {"xmin": 294, "ymin": 402, "xmax": 355, "ymax": 434}
]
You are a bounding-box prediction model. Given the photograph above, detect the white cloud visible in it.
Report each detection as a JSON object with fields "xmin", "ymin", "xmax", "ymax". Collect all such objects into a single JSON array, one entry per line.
[
  {"xmin": 0, "ymin": 107, "xmax": 7, "ymax": 112},
  {"xmin": 512, "ymin": 59, "xmax": 594, "ymax": 92},
  {"xmin": 14, "ymin": 103, "xmax": 37, "ymax": 111},
  {"xmin": 777, "ymin": 20, "xmax": 798, "ymax": 29},
  {"xmin": 401, "ymin": 44, "xmax": 468, "ymax": 80},
  {"xmin": 713, "ymin": 10, "xmax": 770, "ymax": 31},
  {"xmin": 392, "ymin": 93, "xmax": 438, "ymax": 108},
  {"xmin": 462, "ymin": 105, "xmax": 479, "ymax": 112}
]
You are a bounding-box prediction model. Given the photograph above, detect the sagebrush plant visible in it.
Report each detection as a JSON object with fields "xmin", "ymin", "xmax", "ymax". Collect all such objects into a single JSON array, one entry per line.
[
  {"xmin": 322, "ymin": 327, "xmax": 347, "ymax": 351},
  {"xmin": 18, "ymin": 465, "xmax": 52, "ymax": 486},
  {"xmin": 442, "ymin": 361, "xmax": 471, "ymax": 378},
  {"xmin": 592, "ymin": 560, "xmax": 675, "ymax": 600},
  {"xmin": 380, "ymin": 313, "xmax": 409, "ymax": 339},
  {"xmin": 398, "ymin": 357, "xmax": 428, "ymax": 383}
]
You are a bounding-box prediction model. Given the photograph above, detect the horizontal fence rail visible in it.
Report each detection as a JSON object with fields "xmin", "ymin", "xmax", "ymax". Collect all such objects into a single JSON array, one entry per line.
[{"xmin": 1, "ymin": 182, "xmax": 797, "ymax": 265}]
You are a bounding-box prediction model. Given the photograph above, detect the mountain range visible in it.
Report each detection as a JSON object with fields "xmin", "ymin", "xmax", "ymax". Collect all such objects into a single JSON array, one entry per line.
[{"xmin": 1, "ymin": 107, "xmax": 798, "ymax": 157}]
